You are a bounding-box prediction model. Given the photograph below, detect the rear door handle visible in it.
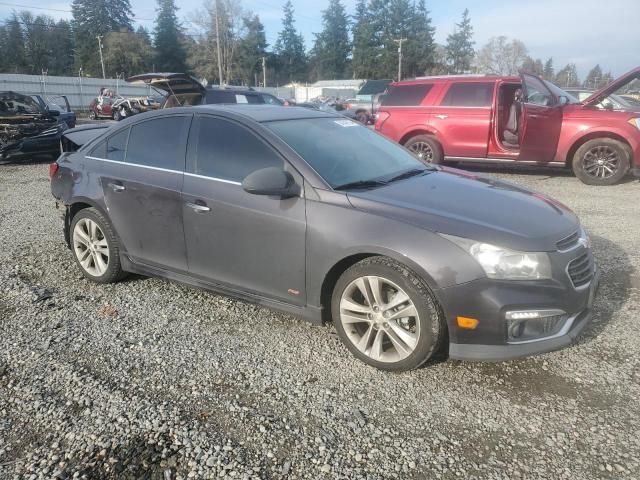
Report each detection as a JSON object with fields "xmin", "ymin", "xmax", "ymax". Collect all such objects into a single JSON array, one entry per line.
[
  {"xmin": 108, "ymin": 182, "xmax": 125, "ymax": 192},
  {"xmin": 186, "ymin": 201, "xmax": 211, "ymax": 213},
  {"xmin": 435, "ymin": 114, "xmax": 448, "ymax": 120}
]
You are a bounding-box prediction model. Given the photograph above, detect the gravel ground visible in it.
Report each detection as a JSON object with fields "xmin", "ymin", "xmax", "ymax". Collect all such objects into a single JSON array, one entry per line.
[{"xmin": 0, "ymin": 163, "xmax": 639, "ymax": 480}]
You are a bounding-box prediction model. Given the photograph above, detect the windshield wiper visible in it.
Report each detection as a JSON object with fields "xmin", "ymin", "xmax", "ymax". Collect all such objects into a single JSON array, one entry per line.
[
  {"xmin": 333, "ymin": 179, "xmax": 388, "ymax": 191},
  {"xmin": 385, "ymin": 168, "xmax": 431, "ymax": 183}
]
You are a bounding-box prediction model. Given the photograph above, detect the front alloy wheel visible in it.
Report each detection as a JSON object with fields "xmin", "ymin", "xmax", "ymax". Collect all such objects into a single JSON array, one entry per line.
[
  {"xmin": 572, "ymin": 138, "xmax": 629, "ymax": 185},
  {"xmin": 332, "ymin": 257, "xmax": 445, "ymax": 371}
]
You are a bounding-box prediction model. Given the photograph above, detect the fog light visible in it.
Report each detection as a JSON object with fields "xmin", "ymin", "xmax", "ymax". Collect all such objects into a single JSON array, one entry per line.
[{"xmin": 505, "ymin": 309, "xmax": 567, "ymax": 343}]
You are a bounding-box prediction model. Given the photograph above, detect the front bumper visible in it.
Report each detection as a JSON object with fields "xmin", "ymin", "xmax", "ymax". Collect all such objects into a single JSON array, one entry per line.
[{"xmin": 440, "ymin": 263, "xmax": 599, "ymax": 362}]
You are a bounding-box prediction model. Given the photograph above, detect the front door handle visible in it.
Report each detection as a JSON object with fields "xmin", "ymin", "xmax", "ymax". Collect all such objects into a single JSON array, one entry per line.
[
  {"xmin": 186, "ymin": 201, "xmax": 211, "ymax": 213},
  {"xmin": 108, "ymin": 182, "xmax": 125, "ymax": 192},
  {"xmin": 435, "ymin": 114, "xmax": 448, "ymax": 120}
]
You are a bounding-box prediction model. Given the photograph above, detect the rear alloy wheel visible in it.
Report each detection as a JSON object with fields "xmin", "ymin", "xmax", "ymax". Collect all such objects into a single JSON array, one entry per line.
[
  {"xmin": 332, "ymin": 257, "xmax": 445, "ymax": 371},
  {"xmin": 572, "ymin": 138, "xmax": 630, "ymax": 185},
  {"xmin": 404, "ymin": 135, "xmax": 443, "ymax": 164},
  {"xmin": 71, "ymin": 208, "xmax": 126, "ymax": 283}
]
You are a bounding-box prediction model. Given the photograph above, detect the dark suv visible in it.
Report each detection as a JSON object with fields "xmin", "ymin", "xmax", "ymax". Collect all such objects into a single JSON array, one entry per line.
[
  {"xmin": 375, "ymin": 68, "xmax": 640, "ymax": 185},
  {"xmin": 126, "ymin": 73, "xmax": 284, "ymax": 108},
  {"xmin": 51, "ymin": 105, "xmax": 598, "ymax": 371}
]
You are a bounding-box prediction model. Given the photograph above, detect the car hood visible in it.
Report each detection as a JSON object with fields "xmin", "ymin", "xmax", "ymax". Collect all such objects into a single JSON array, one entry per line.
[
  {"xmin": 126, "ymin": 72, "xmax": 206, "ymax": 94},
  {"xmin": 346, "ymin": 167, "xmax": 579, "ymax": 252},
  {"xmin": 583, "ymin": 67, "xmax": 640, "ymax": 107}
]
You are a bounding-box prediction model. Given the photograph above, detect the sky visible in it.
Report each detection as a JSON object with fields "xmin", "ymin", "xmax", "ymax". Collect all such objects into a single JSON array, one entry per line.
[{"xmin": 0, "ymin": 0, "xmax": 637, "ymax": 79}]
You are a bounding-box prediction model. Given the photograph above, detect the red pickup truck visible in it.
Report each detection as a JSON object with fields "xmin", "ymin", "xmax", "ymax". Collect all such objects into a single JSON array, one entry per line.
[{"xmin": 375, "ymin": 68, "xmax": 640, "ymax": 185}]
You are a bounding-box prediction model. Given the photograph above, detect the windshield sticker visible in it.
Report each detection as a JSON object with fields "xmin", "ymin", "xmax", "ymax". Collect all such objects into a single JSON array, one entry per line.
[{"xmin": 334, "ymin": 119, "xmax": 358, "ymax": 127}]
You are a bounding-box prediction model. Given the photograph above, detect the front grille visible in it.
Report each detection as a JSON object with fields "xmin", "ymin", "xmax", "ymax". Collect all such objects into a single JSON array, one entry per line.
[
  {"xmin": 556, "ymin": 231, "xmax": 580, "ymax": 251},
  {"xmin": 567, "ymin": 252, "xmax": 594, "ymax": 288}
]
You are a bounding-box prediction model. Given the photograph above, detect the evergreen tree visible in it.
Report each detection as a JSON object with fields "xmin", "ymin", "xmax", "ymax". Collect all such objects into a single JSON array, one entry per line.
[
  {"xmin": 274, "ymin": 1, "xmax": 307, "ymax": 83},
  {"xmin": 237, "ymin": 14, "xmax": 268, "ymax": 85},
  {"xmin": 71, "ymin": 0, "xmax": 134, "ymax": 75},
  {"xmin": 583, "ymin": 64, "xmax": 605, "ymax": 89},
  {"xmin": 48, "ymin": 20, "xmax": 75, "ymax": 75},
  {"xmin": 543, "ymin": 57, "xmax": 554, "ymax": 79},
  {"xmin": 154, "ymin": 0, "xmax": 188, "ymax": 72},
  {"xmin": 522, "ymin": 56, "xmax": 544, "ymax": 76},
  {"xmin": 104, "ymin": 29, "xmax": 154, "ymax": 77},
  {"xmin": 351, "ymin": 0, "xmax": 379, "ymax": 79},
  {"xmin": 445, "ymin": 9, "xmax": 474, "ymax": 74},
  {"xmin": 403, "ymin": 0, "xmax": 436, "ymax": 78},
  {"xmin": 20, "ymin": 12, "xmax": 54, "ymax": 75},
  {"xmin": 555, "ymin": 63, "xmax": 579, "ymax": 87},
  {"xmin": 310, "ymin": 0, "xmax": 350, "ymax": 80},
  {"xmin": 3, "ymin": 14, "xmax": 27, "ymax": 73}
]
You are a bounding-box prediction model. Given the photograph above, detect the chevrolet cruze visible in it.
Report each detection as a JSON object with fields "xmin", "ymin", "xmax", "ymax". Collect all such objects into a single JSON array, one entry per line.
[{"xmin": 50, "ymin": 105, "xmax": 599, "ymax": 371}]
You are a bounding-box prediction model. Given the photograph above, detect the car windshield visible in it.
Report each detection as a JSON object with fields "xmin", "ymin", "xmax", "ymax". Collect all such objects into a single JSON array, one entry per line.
[
  {"xmin": 0, "ymin": 93, "xmax": 42, "ymax": 116},
  {"xmin": 265, "ymin": 117, "xmax": 432, "ymax": 189},
  {"xmin": 543, "ymin": 81, "xmax": 579, "ymax": 103}
]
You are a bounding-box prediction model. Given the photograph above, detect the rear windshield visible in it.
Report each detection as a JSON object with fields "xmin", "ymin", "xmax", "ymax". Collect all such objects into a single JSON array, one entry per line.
[{"xmin": 381, "ymin": 84, "xmax": 432, "ymax": 106}]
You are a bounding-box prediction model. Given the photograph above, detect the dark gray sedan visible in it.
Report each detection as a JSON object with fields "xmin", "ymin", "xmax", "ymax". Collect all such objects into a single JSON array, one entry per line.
[{"xmin": 50, "ymin": 105, "xmax": 598, "ymax": 371}]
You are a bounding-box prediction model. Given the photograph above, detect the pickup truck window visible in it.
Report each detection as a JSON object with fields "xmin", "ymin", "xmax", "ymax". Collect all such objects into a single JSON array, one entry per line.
[{"xmin": 441, "ymin": 82, "xmax": 494, "ymax": 107}]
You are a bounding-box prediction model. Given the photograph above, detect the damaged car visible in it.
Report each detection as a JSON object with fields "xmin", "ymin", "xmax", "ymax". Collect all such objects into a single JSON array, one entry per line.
[{"xmin": 1, "ymin": 91, "xmax": 66, "ymax": 163}]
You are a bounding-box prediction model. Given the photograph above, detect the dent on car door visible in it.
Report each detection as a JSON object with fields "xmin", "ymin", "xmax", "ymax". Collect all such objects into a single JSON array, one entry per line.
[
  {"xmin": 181, "ymin": 115, "xmax": 307, "ymax": 305},
  {"xmin": 95, "ymin": 115, "xmax": 192, "ymax": 271},
  {"xmin": 518, "ymin": 73, "xmax": 563, "ymax": 162}
]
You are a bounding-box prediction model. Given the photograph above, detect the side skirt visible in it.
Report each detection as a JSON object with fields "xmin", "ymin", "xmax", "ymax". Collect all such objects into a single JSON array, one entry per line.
[
  {"xmin": 445, "ymin": 156, "xmax": 566, "ymax": 167},
  {"xmin": 120, "ymin": 255, "xmax": 324, "ymax": 325}
]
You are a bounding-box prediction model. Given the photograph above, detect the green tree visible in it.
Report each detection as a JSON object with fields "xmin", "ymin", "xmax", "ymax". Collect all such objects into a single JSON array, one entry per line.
[
  {"xmin": 103, "ymin": 29, "xmax": 154, "ymax": 77},
  {"xmin": 543, "ymin": 57, "xmax": 554, "ymax": 79},
  {"xmin": 154, "ymin": 0, "xmax": 188, "ymax": 72},
  {"xmin": 555, "ymin": 63, "xmax": 579, "ymax": 87},
  {"xmin": 71, "ymin": 0, "xmax": 134, "ymax": 75},
  {"xmin": 20, "ymin": 12, "xmax": 54, "ymax": 74},
  {"xmin": 274, "ymin": 1, "xmax": 307, "ymax": 83},
  {"xmin": 310, "ymin": 0, "xmax": 351, "ymax": 80},
  {"xmin": 522, "ymin": 56, "xmax": 544, "ymax": 76},
  {"xmin": 237, "ymin": 14, "xmax": 268, "ymax": 85},
  {"xmin": 583, "ymin": 64, "xmax": 608, "ymax": 89},
  {"xmin": 48, "ymin": 20, "xmax": 75, "ymax": 75},
  {"xmin": 403, "ymin": 0, "xmax": 436, "ymax": 78},
  {"xmin": 2, "ymin": 14, "xmax": 27, "ymax": 73},
  {"xmin": 351, "ymin": 0, "xmax": 380, "ymax": 79},
  {"xmin": 445, "ymin": 8, "xmax": 474, "ymax": 74}
]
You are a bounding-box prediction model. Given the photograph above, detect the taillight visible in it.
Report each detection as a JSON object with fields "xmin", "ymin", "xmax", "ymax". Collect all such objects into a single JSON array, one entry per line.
[
  {"xmin": 49, "ymin": 162, "xmax": 59, "ymax": 180},
  {"xmin": 375, "ymin": 111, "xmax": 390, "ymax": 130}
]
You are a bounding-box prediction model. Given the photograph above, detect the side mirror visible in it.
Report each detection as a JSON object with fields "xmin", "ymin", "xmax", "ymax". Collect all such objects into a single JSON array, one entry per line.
[
  {"xmin": 558, "ymin": 95, "xmax": 570, "ymax": 106},
  {"xmin": 242, "ymin": 167, "xmax": 299, "ymax": 198},
  {"xmin": 47, "ymin": 108, "xmax": 60, "ymax": 117}
]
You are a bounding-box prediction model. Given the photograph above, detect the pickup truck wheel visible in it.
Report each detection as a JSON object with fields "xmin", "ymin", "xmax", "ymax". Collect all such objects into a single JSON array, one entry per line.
[
  {"xmin": 332, "ymin": 256, "xmax": 445, "ymax": 372},
  {"xmin": 70, "ymin": 208, "xmax": 127, "ymax": 284},
  {"xmin": 572, "ymin": 138, "xmax": 630, "ymax": 185},
  {"xmin": 405, "ymin": 135, "xmax": 443, "ymax": 164}
]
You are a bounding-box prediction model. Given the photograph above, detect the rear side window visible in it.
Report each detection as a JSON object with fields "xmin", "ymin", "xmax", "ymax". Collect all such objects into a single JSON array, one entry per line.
[
  {"xmin": 126, "ymin": 116, "xmax": 191, "ymax": 170},
  {"xmin": 188, "ymin": 116, "xmax": 283, "ymax": 182},
  {"xmin": 381, "ymin": 84, "xmax": 432, "ymax": 106},
  {"xmin": 89, "ymin": 128, "xmax": 128, "ymax": 161},
  {"xmin": 441, "ymin": 82, "xmax": 494, "ymax": 107},
  {"xmin": 204, "ymin": 90, "xmax": 236, "ymax": 104}
]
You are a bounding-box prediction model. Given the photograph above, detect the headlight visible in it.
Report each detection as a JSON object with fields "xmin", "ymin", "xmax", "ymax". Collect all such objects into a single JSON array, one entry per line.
[
  {"xmin": 442, "ymin": 234, "xmax": 552, "ymax": 280},
  {"xmin": 628, "ymin": 118, "xmax": 640, "ymax": 130}
]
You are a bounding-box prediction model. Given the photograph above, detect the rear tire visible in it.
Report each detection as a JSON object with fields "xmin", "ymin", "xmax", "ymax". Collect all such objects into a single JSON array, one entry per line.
[
  {"xmin": 404, "ymin": 135, "xmax": 443, "ymax": 164},
  {"xmin": 70, "ymin": 208, "xmax": 127, "ymax": 284},
  {"xmin": 331, "ymin": 256, "xmax": 445, "ymax": 371},
  {"xmin": 572, "ymin": 138, "xmax": 629, "ymax": 185}
]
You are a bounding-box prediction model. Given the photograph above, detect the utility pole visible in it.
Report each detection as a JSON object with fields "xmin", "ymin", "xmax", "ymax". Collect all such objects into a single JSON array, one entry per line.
[
  {"xmin": 394, "ymin": 38, "xmax": 407, "ymax": 81},
  {"xmin": 214, "ymin": 0, "xmax": 224, "ymax": 86},
  {"xmin": 96, "ymin": 35, "xmax": 106, "ymax": 79},
  {"xmin": 262, "ymin": 56, "xmax": 266, "ymax": 87}
]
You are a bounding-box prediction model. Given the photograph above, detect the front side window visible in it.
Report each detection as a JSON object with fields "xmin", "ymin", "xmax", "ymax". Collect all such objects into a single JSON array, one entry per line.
[
  {"xmin": 524, "ymin": 75, "xmax": 554, "ymax": 106},
  {"xmin": 262, "ymin": 94, "xmax": 284, "ymax": 105},
  {"xmin": 188, "ymin": 116, "xmax": 283, "ymax": 182},
  {"xmin": 265, "ymin": 118, "xmax": 432, "ymax": 189},
  {"xmin": 441, "ymin": 82, "xmax": 494, "ymax": 107},
  {"xmin": 381, "ymin": 84, "xmax": 432, "ymax": 106},
  {"xmin": 126, "ymin": 116, "xmax": 190, "ymax": 170}
]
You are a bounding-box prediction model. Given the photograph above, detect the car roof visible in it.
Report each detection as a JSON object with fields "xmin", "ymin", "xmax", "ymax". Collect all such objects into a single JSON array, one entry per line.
[{"xmin": 393, "ymin": 75, "xmax": 520, "ymax": 86}]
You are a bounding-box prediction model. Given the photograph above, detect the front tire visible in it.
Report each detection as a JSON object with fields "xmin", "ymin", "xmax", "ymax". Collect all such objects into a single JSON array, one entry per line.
[
  {"xmin": 331, "ymin": 257, "xmax": 445, "ymax": 371},
  {"xmin": 404, "ymin": 135, "xmax": 443, "ymax": 164},
  {"xmin": 70, "ymin": 208, "xmax": 126, "ymax": 283},
  {"xmin": 572, "ymin": 138, "xmax": 630, "ymax": 185}
]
